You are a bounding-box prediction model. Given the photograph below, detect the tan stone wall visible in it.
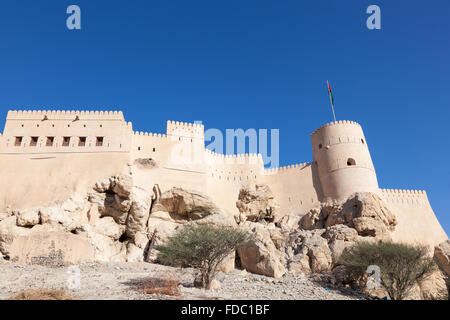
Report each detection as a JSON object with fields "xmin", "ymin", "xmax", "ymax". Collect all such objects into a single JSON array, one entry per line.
[
  {"xmin": 380, "ymin": 189, "xmax": 448, "ymax": 248},
  {"xmin": 262, "ymin": 163, "xmax": 321, "ymax": 217},
  {"xmin": 0, "ymin": 111, "xmax": 447, "ymax": 249},
  {"xmin": 1, "ymin": 110, "xmax": 132, "ymax": 153},
  {"xmin": 311, "ymin": 121, "xmax": 380, "ymax": 201},
  {"xmin": 0, "ymin": 152, "xmax": 130, "ymax": 211}
]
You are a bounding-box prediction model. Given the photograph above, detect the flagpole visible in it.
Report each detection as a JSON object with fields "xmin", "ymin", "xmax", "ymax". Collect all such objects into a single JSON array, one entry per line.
[{"xmin": 327, "ymin": 80, "xmax": 337, "ymax": 122}]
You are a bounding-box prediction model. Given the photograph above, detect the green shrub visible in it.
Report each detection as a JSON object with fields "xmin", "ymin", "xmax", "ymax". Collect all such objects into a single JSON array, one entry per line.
[
  {"xmin": 339, "ymin": 241, "xmax": 436, "ymax": 300},
  {"xmin": 156, "ymin": 224, "xmax": 255, "ymax": 289}
]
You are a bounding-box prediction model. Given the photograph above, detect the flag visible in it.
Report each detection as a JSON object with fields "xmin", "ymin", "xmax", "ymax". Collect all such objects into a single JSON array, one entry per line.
[{"xmin": 327, "ymin": 80, "xmax": 334, "ymax": 106}]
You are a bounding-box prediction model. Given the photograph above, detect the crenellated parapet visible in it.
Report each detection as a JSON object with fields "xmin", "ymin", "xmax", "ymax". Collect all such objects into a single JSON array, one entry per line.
[
  {"xmin": 311, "ymin": 120, "xmax": 361, "ymax": 137},
  {"xmin": 133, "ymin": 131, "xmax": 167, "ymax": 139},
  {"xmin": 204, "ymin": 149, "xmax": 263, "ymax": 166},
  {"xmin": 7, "ymin": 109, "xmax": 125, "ymax": 121},
  {"xmin": 380, "ymin": 188, "xmax": 429, "ymax": 206},
  {"xmin": 264, "ymin": 162, "xmax": 311, "ymax": 175},
  {"xmin": 166, "ymin": 120, "xmax": 204, "ymax": 140}
]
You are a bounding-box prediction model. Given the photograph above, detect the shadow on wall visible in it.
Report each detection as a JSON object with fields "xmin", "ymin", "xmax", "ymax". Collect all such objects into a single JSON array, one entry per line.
[{"xmin": 311, "ymin": 162, "xmax": 324, "ymax": 202}]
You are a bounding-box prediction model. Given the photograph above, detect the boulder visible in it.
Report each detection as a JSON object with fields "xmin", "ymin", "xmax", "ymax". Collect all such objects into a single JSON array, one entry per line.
[
  {"xmin": 126, "ymin": 187, "xmax": 152, "ymax": 239},
  {"xmin": 288, "ymin": 253, "xmax": 311, "ymax": 274},
  {"xmin": 85, "ymin": 232, "xmax": 127, "ymax": 262},
  {"xmin": 302, "ymin": 234, "xmax": 333, "ymax": 273},
  {"xmin": 324, "ymin": 224, "xmax": 358, "ymax": 242},
  {"xmin": 301, "ymin": 192, "xmax": 397, "ymax": 240},
  {"xmin": 0, "ymin": 212, "xmax": 11, "ymax": 222},
  {"xmin": 0, "ymin": 216, "xmax": 31, "ymax": 256},
  {"xmin": 61, "ymin": 193, "xmax": 86, "ymax": 213},
  {"xmin": 217, "ymin": 251, "xmax": 236, "ymax": 273},
  {"xmin": 111, "ymin": 174, "xmax": 134, "ymax": 198},
  {"xmin": 157, "ymin": 187, "xmax": 223, "ymax": 220},
  {"xmin": 91, "ymin": 216, "xmax": 125, "ymax": 240},
  {"xmin": 418, "ymin": 270, "xmax": 448, "ymax": 300},
  {"xmin": 235, "ymin": 185, "xmax": 279, "ymax": 223},
  {"xmin": 89, "ymin": 191, "xmax": 131, "ymax": 225},
  {"xmin": 16, "ymin": 208, "xmax": 40, "ymax": 227},
  {"xmin": 237, "ymin": 222, "xmax": 286, "ymax": 278},
  {"xmin": 434, "ymin": 240, "xmax": 450, "ymax": 277}
]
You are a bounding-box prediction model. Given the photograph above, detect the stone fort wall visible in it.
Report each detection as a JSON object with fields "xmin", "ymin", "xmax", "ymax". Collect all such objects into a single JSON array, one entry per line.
[{"xmin": 0, "ymin": 110, "xmax": 447, "ymax": 246}]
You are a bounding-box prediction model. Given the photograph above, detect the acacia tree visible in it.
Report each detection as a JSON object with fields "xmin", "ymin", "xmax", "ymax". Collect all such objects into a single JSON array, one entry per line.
[
  {"xmin": 156, "ymin": 224, "xmax": 255, "ymax": 289},
  {"xmin": 339, "ymin": 241, "xmax": 437, "ymax": 300}
]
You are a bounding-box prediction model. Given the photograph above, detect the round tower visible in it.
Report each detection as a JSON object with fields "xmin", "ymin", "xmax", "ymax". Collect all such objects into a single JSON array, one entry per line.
[{"xmin": 310, "ymin": 120, "xmax": 379, "ymax": 201}]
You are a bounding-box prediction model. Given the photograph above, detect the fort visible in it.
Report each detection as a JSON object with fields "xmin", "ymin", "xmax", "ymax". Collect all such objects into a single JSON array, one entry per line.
[{"xmin": 0, "ymin": 109, "xmax": 447, "ymax": 248}]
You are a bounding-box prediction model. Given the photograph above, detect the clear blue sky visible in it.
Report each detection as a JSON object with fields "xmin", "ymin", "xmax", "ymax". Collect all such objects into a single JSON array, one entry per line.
[{"xmin": 0, "ymin": 1, "xmax": 448, "ymax": 234}]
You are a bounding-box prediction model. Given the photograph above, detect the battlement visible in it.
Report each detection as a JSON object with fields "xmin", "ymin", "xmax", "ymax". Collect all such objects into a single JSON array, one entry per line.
[
  {"xmin": 7, "ymin": 110, "xmax": 125, "ymax": 121},
  {"xmin": 380, "ymin": 188, "xmax": 429, "ymax": 206},
  {"xmin": 133, "ymin": 131, "xmax": 167, "ymax": 139},
  {"xmin": 205, "ymin": 149, "xmax": 263, "ymax": 166},
  {"xmin": 380, "ymin": 188, "xmax": 427, "ymax": 195},
  {"xmin": 166, "ymin": 120, "xmax": 204, "ymax": 139},
  {"xmin": 311, "ymin": 120, "xmax": 361, "ymax": 136},
  {"xmin": 264, "ymin": 162, "xmax": 311, "ymax": 175}
]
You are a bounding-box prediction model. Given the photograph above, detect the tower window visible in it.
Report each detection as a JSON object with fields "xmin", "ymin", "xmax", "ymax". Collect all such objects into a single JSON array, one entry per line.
[
  {"xmin": 361, "ymin": 138, "xmax": 365, "ymax": 144},
  {"xmin": 79, "ymin": 137, "xmax": 86, "ymax": 146},
  {"xmin": 30, "ymin": 137, "xmax": 38, "ymax": 146},
  {"xmin": 14, "ymin": 136, "xmax": 23, "ymax": 146},
  {"xmin": 62, "ymin": 137, "xmax": 70, "ymax": 146},
  {"xmin": 319, "ymin": 144, "xmax": 322, "ymax": 149},
  {"xmin": 46, "ymin": 137, "xmax": 54, "ymax": 146},
  {"xmin": 347, "ymin": 158, "xmax": 356, "ymax": 166},
  {"xmin": 153, "ymin": 148, "xmax": 156, "ymax": 152},
  {"xmin": 96, "ymin": 137, "xmax": 104, "ymax": 146}
]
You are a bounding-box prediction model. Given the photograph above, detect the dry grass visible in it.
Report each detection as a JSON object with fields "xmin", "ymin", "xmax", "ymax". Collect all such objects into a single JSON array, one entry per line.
[
  {"xmin": 133, "ymin": 277, "xmax": 181, "ymax": 296},
  {"xmin": 9, "ymin": 289, "xmax": 77, "ymax": 300}
]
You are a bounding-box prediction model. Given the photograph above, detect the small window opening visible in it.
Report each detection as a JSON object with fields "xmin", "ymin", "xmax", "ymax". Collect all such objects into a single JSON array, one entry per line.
[
  {"xmin": 138, "ymin": 147, "xmax": 141, "ymax": 151},
  {"xmin": 46, "ymin": 137, "xmax": 54, "ymax": 146},
  {"xmin": 319, "ymin": 144, "xmax": 322, "ymax": 149},
  {"xmin": 79, "ymin": 137, "xmax": 86, "ymax": 147},
  {"xmin": 361, "ymin": 138, "xmax": 365, "ymax": 144},
  {"xmin": 62, "ymin": 137, "xmax": 70, "ymax": 146},
  {"xmin": 152, "ymin": 148, "xmax": 156, "ymax": 152},
  {"xmin": 96, "ymin": 137, "xmax": 104, "ymax": 146},
  {"xmin": 30, "ymin": 136, "xmax": 38, "ymax": 146},
  {"xmin": 14, "ymin": 136, "xmax": 23, "ymax": 146},
  {"xmin": 347, "ymin": 158, "xmax": 356, "ymax": 166}
]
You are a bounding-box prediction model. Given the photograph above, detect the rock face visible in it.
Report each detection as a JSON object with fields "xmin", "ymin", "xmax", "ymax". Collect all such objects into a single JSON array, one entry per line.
[
  {"xmin": 158, "ymin": 187, "xmax": 224, "ymax": 220},
  {"xmin": 434, "ymin": 240, "xmax": 450, "ymax": 296},
  {"xmin": 235, "ymin": 185, "xmax": 279, "ymax": 223},
  {"xmin": 434, "ymin": 240, "xmax": 450, "ymax": 277},
  {"xmin": 1, "ymin": 175, "xmax": 447, "ymax": 301},
  {"xmin": 0, "ymin": 177, "xmax": 239, "ymax": 272},
  {"xmin": 237, "ymin": 222, "xmax": 286, "ymax": 278},
  {"xmin": 9, "ymin": 231, "xmax": 95, "ymax": 266},
  {"xmin": 300, "ymin": 193, "xmax": 397, "ymax": 239}
]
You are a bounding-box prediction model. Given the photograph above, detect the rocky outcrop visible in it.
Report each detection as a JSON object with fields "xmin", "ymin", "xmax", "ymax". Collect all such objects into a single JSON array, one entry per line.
[
  {"xmin": 434, "ymin": 240, "xmax": 450, "ymax": 296},
  {"xmin": 237, "ymin": 222, "xmax": 286, "ymax": 278},
  {"xmin": 300, "ymin": 193, "xmax": 397, "ymax": 239},
  {"xmin": 157, "ymin": 187, "xmax": 225, "ymax": 220},
  {"xmin": 434, "ymin": 240, "xmax": 450, "ymax": 277},
  {"xmin": 9, "ymin": 231, "xmax": 95, "ymax": 266},
  {"xmin": 235, "ymin": 185, "xmax": 279, "ymax": 223}
]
